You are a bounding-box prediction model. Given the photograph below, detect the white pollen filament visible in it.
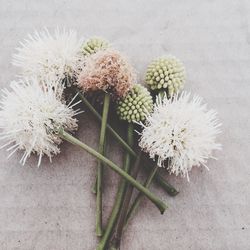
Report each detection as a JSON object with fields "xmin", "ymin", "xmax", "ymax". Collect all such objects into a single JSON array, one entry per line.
[
  {"xmin": 0, "ymin": 78, "xmax": 79, "ymax": 166},
  {"xmin": 139, "ymin": 92, "xmax": 222, "ymax": 180}
]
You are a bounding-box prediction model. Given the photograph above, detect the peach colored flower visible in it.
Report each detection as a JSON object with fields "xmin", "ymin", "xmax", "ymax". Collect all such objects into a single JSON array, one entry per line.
[{"xmin": 76, "ymin": 49, "xmax": 136, "ymax": 98}]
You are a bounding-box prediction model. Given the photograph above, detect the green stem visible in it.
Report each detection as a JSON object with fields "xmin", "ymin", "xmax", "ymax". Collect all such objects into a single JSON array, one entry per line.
[
  {"xmin": 77, "ymin": 91, "xmax": 135, "ymax": 157},
  {"xmin": 59, "ymin": 129, "xmax": 167, "ymax": 213},
  {"xmin": 125, "ymin": 165, "xmax": 159, "ymax": 226},
  {"xmin": 144, "ymin": 163, "xmax": 179, "ymax": 196},
  {"xmin": 96, "ymin": 93, "xmax": 110, "ymax": 236},
  {"xmin": 109, "ymin": 152, "xmax": 142, "ymax": 250},
  {"xmin": 92, "ymin": 139, "xmax": 107, "ymax": 195},
  {"xmin": 76, "ymin": 90, "xmax": 178, "ymax": 196},
  {"xmin": 97, "ymin": 123, "xmax": 134, "ymax": 250}
]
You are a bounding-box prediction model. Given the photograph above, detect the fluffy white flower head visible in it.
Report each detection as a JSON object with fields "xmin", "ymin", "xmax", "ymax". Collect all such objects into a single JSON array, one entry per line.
[
  {"xmin": 139, "ymin": 92, "xmax": 221, "ymax": 180},
  {"xmin": 0, "ymin": 78, "xmax": 79, "ymax": 166},
  {"xmin": 12, "ymin": 28, "xmax": 83, "ymax": 82}
]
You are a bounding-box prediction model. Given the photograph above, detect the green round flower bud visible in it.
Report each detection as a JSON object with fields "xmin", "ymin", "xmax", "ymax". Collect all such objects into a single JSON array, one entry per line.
[
  {"xmin": 117, "ymin": 84, "xmax": 153, "ymax": 123},
  {"xmin": 145, "ymin": 56, "xmax": 185, "ymax": 95},
  {"xmin": 81, "ymin": 37, "xmax": 110, "ymax": 56}
]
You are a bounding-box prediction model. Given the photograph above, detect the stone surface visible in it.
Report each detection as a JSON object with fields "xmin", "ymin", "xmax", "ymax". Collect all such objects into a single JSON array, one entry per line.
[{"xmin": 0, "ymin": 0, "xmax": 249, "ymax": 249}]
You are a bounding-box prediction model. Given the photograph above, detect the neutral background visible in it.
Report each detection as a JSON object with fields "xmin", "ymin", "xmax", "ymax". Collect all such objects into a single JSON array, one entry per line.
[{"xmin": 0, "ymin": 0, "xmax": 249, "ymax": 249}]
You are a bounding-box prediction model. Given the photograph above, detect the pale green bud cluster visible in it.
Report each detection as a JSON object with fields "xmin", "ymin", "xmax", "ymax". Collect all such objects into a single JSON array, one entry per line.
[
  {"xmin": 145, "ymin": 57, "xmax": 185, "ymax": 95},
  {"xmin": 81, "ymin": 37, "xmax": 109, "ymax": 56},
  {"xmin": 117, "ymin": 84, "xmax": 153, "ymax": 123}
]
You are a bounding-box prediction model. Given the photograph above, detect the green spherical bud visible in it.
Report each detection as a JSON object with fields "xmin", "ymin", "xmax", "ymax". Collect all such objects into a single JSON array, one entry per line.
[
  {"xmin": 81, "ymin": 37, "xmax": 110, "ymax": 56},
  {"xmin": 145, "ymin": 56, "xmax": 185, "ymax": 95},
  {"xmin": 117, "ymin": 84, "xmax": 153, "ymax": 123}
]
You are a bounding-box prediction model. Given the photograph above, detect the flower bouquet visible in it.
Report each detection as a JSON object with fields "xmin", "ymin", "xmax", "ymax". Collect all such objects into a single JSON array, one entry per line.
[{"xmin": 0, "ymin": 28, "xmax": 221, "ymax": 250}]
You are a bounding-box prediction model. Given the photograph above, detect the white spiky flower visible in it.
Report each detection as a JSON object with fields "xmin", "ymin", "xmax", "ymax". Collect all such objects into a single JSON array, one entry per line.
[
  {"xmin": 0, "ymin": 78, "xmax": 80, "ymax": 166},
  {"xmin": 12, "ymin": 28, "xmax": 83, "ymax": 83},
  {"xmin": 139, "ymin": 92, "xmax": 221, "ymax": 180}
]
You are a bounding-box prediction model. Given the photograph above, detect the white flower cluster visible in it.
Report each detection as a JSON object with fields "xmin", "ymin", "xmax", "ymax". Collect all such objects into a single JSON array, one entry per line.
[
  {"xmin": 0, "ymin": 78, "xmax": 79, "ymax": 166},
  {"xmin": 1, "ymin": 27, "xmax": 222, "ymax": 179},
  {"xmin": 0, "ymin": 28, "xmax": 85, "ymax": 166},
  {"xmin": 12, "ymin": 28, "xmax": 83, "ymax": 83},
  {"xmin": 139, "ymin": 92, "xmax": 221, "ymax": 180}
]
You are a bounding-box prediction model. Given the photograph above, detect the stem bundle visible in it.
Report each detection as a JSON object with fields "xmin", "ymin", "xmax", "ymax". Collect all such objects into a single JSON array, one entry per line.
[
  {"xmin": 126, "ymin": 165, "xmax": 159, "ymax": 225},
  {"xmin": 97, "ymin": 123, "xmax": 134, "ymax": 250},
  {"xmin": 59, "ymin": 129, "xmax": 167, "ymax": 214},
  {"xmin": 77, "ymin": 90, "xmax": 178, "ymax": 196},
  {"xmin": 109, "ymin": 152, "xmax": 142, "ymax": 250}
]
